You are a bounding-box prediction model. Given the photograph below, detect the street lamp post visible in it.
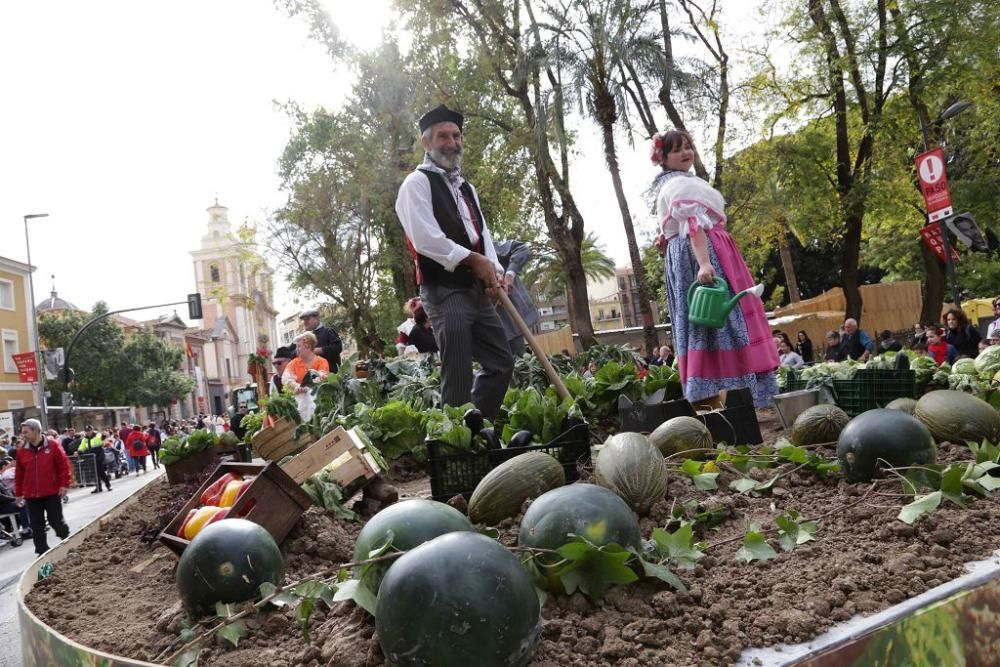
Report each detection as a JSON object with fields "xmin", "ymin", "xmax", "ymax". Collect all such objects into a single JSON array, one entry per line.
[{"xmin": 24, "ymin": 213, "xmax": 49, "ymax": 429}]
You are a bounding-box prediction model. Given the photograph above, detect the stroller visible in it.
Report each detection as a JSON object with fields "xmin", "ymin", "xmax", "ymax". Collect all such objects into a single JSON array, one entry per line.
[
  {"xmin": 0, "ymin": 515, "xmax": 23, "ymax": 548},
  {"xmin": 0, "ymin": 487, "xmax": 24, "ymax": 548}
]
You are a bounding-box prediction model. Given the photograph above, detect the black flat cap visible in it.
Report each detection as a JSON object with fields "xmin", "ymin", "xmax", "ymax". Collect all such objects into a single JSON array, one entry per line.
[
  {"xmin": 419, "ymin": 104, "xmax": 464, "ymax": 133},
  {"xmin": 273, "ymin": 344, "xmax": 297, "ymax": 361}
]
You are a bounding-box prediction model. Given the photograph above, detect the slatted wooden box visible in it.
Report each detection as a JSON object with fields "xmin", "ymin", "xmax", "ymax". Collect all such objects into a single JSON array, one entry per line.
[{"xmin": 158, "ymin": 461, "xmax": 312, "ymax": 557}]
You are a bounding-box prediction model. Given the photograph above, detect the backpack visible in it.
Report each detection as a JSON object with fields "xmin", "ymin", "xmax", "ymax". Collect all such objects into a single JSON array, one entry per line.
[{"xmin": 103, "ymin": 448, "xmax": 117, "ymax": 466}]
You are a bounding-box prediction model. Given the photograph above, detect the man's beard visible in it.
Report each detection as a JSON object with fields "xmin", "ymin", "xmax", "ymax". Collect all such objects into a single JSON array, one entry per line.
[{"xmin": 429, "ymin": 146, "xmax": 462, "ymax": 170}]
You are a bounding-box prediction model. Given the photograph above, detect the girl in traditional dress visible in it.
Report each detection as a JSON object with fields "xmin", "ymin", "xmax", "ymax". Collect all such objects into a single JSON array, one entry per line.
[{"xmin": 651, "ymin": 130, "xmax": 779, "ymax": 408}]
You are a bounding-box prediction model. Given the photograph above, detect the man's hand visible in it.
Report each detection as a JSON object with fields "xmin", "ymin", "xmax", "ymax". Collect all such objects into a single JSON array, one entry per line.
[
  {"xmin": 503, "ymin": 272, "xmax": 515, "ymax": 293},
  {"xmin": 15, "ymin": 496, "xmax": 24, "ymax": 507},
  {"xmin": 58, "ymin": 487, "xmax": 68, "ymax": 498},
  {"xmin": 462, "ymin": 253, "xmax": 500, "ymax": 290}
]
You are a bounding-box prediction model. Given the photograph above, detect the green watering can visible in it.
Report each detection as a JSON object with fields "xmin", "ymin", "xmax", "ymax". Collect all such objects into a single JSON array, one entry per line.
[{"xmin": 687, "ymin": 277, "xmax": 764, "ymax": 328}]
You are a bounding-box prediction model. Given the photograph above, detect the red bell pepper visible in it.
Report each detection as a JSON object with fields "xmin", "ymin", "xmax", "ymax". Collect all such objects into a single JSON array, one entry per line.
[
  {"xmin": 235, "ymin": 477, "xmax": 254, "ymax": 502},
  {"xmin": 200, "ymin": 472, "xmax": 241, "ymax": 506}
]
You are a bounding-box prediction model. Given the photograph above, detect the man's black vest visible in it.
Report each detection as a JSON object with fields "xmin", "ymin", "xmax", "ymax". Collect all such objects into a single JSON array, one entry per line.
[
  {"xmin": 413, "ymin": 169, "xmax": 485, "ymax": 288},
  {"xmin": 840, "ymin": 332, "xmax": 866, "ymax": 360}
]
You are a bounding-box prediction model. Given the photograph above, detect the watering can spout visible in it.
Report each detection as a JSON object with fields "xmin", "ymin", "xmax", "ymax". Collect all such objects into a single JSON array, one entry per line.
[
  {"xmin": 688, "ymin": 279, "xmax": 765, "ymax": 328},
  {"xmin": 725, "ymin": 283, "xmax": 764, "ymax": 314}
]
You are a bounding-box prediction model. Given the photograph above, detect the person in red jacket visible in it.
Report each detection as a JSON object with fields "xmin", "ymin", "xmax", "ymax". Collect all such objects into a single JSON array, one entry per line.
[
  {"xmin": 126, "ymin": 427, "xmax": 149, "ymax": 475},
  {"xmin": 15, "ymin": 418, "xmax": 71, "ymax": 555}
]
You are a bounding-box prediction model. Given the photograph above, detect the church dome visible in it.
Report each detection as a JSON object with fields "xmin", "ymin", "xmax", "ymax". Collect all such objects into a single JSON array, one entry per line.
[{"xmin": 37, "ymin": 288, "xmax": 78, "ymax": 313}]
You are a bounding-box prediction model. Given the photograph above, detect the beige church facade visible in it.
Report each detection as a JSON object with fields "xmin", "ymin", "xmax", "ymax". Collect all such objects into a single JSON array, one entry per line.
[{"xmin": 190, "ymin": 201, "xmax": 278, "ymax": 416}]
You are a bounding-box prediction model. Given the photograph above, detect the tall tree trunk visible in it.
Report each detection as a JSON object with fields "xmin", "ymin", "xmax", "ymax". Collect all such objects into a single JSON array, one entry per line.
[
  {"xmin": 777, "ymin": 226, "xmax": 801, "ymax": 303},
  {"xmin": 656, "ymin": 0, "xmax": 709, "ymax": 181},
  {"xmin": 919, "ymin": 241, "xmax": 946, "ymax": 325},
  {"xmin": 889, "ymin": 4, "xmax": 946, "ymax": 323},
  {"xmin": 598, "ymin": 114, "xmax": 658, "ymax": 354},
  {"xmin": 841, "ymin": 207, "xmax": 864, "ymax": 322}
]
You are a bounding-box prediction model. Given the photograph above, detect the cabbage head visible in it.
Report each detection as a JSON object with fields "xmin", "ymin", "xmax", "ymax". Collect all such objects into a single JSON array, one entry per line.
[{"xmin": 975, "ymin": 345, "xmax": 1000, "ymax": 380}]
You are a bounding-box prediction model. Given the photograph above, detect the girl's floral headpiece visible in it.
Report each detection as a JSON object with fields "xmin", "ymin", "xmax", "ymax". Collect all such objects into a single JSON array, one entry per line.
[{"xmin": 649, "ymin": 133, "xmax": 665, "ymax": 165}]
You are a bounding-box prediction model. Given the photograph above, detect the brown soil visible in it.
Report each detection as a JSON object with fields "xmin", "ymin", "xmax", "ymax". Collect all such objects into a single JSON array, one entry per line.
[{"xmin": 26, "ymin": 409, "xmax": 1000, "ymax": 667}]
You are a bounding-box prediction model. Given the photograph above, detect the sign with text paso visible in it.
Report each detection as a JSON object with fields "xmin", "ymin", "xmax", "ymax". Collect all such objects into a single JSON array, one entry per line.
[
  {"xmin": 12, "ymin": 352, "xmax": 39, "ymax": 383},
  {"xmin": 915, "ymin": 148, "xmax": 953, "ymax": 222}
]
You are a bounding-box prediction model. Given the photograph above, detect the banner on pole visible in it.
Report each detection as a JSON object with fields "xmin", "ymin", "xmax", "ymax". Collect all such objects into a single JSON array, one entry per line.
[
  {"xmin": 12, "ymin": 352, "xmax": 39, "ymax": 383},
  {"xmin": 920, "ymin": 225, "xmax": 960, "ymax": 263}
]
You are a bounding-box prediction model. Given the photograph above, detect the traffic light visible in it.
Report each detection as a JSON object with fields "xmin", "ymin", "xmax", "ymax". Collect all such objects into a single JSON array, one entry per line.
[{"xmin": 188, "ymin": 293, "xmax": 203, "ymax": 320}]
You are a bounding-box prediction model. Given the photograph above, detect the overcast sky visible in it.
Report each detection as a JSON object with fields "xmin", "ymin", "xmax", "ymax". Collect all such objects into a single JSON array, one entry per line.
[{"xmin": 1, "ymin": 1, "xmax": 772, "ymax": 325}]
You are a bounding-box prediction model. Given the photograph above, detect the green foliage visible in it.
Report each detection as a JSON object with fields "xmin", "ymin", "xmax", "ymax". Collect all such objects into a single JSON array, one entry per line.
[
  {"xmin": 424, "ymin": 404, "xmax": 475, "ymax": 450},
  {"xmin": 679, "ymin": 459, "xmax": 720, "ymax": 491},
  {"xmin": 774, "ymin": 511, "xmax": 817, "ymax": 552},
  {"xmin": 38, "ymin": 304, "xmax": 193, "ymax": 408},
  {"xmin": 735, "ymin": 522, "xmax": 778, "ymax": 563},
  {"xmin": 646, "ymin": 523, "xmax": 705, "ymax": 571},
  {"xmin": 159, "ymin": 430, "xmax": 218, "ymax": 466},
  {"xmin": 496, "ymin": 387, "xmax": 581, "ymax": 445}
]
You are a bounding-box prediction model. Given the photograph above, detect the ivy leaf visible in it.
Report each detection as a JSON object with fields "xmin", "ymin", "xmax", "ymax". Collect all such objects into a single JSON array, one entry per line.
[
  {"xmin": 679, "ymin": 459, "xmax": 720, "ymax": 490},
  {"xmin": 216, "ymin": 621, "xmax": 247, "ymax": 648},
  {"xmin": 553, "ymin": 538, "xmax": 638, "ymax": 599},
  {"xmin": 333, "ymin": 579, "xmax": 378, "ymax": 615},
  {"xmin": 214, "ymin": 602, "xmax": 234, "ymax": 619},
  {"xmin": 296, "ymin": 597, "xmax": 315, "ymax": 642},
  {"xmin": 729, "ymin": 477, "xmax": 757, "ymax": 494},
  {"xmin": 172, "ymin": 648, "xmax": 200, "ymax": 667},
  {"xmin": 692, "ymin": 472, "xmax": 720, "ymax": 490},
  {"xmin": 651, "ymin": 524, "xmax": 704, "ymax": 570},
  {"xmin": 639, "ymin": 558, "xmax": 686, "ymax": 592},
  {"xmin": 775, "ymin": 512, "xmax": 817, "ymax": 552},
  {"xmin": 898, "ymin": 491, "xmax": 942, "ymax": 524},
  {"xmin": 975, "ymin": 474, "xmax": 1000, "ymax": 492},
  {"xmin": 735, "ymin": 525, "xmax": 778, "ymax": 562},
  {"xmin": 940, "ymin": 465, "xmax": 967, "ymax": 505},
  {"xmin": 776, "ymin": 441, "xmax": 809, "ymax": 464},
  {"xmin": 290, "ymin": 580, "xmax": 337, "ymax": 610}
]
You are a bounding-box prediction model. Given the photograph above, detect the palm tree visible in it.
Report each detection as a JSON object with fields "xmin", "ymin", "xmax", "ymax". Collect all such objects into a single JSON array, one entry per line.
[
  {"xmin": 534, "ymin": 0, "xmax": 662, "ymax": 353},
  {"xmin": 526, "ymin": 232, "xmax": 616, "ymax": 327}
]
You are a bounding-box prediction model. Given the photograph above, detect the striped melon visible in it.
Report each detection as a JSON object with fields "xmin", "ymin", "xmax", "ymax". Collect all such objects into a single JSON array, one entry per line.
[
  {"xmin": 595, "ymin": 432, "xmax": 668, "ymax": 515},
  {"xmin": 468, "ymin": 452, "xmax": 565, "ymax": 525}
]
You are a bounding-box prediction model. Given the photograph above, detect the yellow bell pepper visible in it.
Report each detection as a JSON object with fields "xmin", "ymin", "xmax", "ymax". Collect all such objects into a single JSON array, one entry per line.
[
  {"xmin": 184, "ymin": 506, "xmax": 224, "ymax": 540},
  {"xmin": 218, "ymin": 480, "xmax": 244, "ymax": 508}
]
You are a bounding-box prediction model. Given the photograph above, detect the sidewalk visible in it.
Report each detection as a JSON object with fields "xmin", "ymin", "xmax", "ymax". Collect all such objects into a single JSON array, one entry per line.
[{"xmin": 0, "ymin": 467, "xmax": 165, "ymax": 667}]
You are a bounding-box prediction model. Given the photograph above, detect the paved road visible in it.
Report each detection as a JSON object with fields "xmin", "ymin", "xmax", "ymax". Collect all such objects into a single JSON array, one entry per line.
[{"xmin": 0, "ymin": 468, "xmax": 164, "ymax": 667}]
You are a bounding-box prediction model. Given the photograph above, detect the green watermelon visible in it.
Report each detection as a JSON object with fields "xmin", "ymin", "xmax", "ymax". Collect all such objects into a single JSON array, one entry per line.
[
  {"xmin": 176, "ymin": 519, "xmax": 283, "ymax": 615},
  {"xmin": 375, "ymin": 531, "xmax": 540, "ymax": 667},
  {"xmin": 837, "ymin": 409, "xmax": 936, "ymax": 482},
  {"xmin": 353, "ymin": 499, "xmax": 474, "ymax": 591}
]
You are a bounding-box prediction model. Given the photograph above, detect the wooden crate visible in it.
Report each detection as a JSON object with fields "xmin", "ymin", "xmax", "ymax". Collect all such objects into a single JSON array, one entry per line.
[
  {"xmin": 280, "ymin": 427, "xmax": 381, "ymax": 495},
  {"xmin": 158, "ymin": 461, "xmax": 313, "ymax": 557},
  {"xmin": 251, "ymin": 418, "xmax": 305, "ymax": 461},
  {"xmin": 163, "ymin": 448, "xmax": 217, "ymax": 486}
]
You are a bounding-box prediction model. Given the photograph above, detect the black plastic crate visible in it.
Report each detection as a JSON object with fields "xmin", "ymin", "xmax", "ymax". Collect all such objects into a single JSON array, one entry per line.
[
  {"xmin": 786, "ymin": 369, "xmax": 916, "ymax": 417},
  {"xmin": 860, "ymin": 368, "xmax": 917, "ymax": 409},
  {"xmin": 426, "ymin": 420, "xmax": 591, "ymax": 502}
]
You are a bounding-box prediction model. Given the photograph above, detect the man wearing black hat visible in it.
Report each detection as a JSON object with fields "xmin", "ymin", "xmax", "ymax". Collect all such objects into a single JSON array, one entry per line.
[
  {"xmin": 299, "ymin": 309, "xmax": 342, "ymax": 372},
  {"xmin": 394, "ymin": 104, "xmax": 513, "ymax": 420},
  {"xmin": 269, "ymin": 344, "xmax": 296, "ymax": 395}
]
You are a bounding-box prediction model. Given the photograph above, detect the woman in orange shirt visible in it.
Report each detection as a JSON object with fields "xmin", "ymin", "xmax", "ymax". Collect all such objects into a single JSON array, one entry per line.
[{"xmin": 282, "ymin": 332, "xmax": 329, "ymax": 421}]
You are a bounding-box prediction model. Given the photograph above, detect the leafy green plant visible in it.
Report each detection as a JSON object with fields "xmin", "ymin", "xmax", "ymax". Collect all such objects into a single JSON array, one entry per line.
[
  {"xmin": 265, "ymin": 392, "xmax": 302, "ymax": 424},
  {"xmin": 496, "ymin": 387, "xmax": 581, "ymax": 445},
  {"xmin": 678, "ymin": 459, "xmax": 720, "ymax": 490},
  {"xmin": 735, "ymin": 522, "xmax": 778, "ymax": 562},
  {"xmin": 775, "ymin": 511, "xmax": 817, "ymax": 551}
]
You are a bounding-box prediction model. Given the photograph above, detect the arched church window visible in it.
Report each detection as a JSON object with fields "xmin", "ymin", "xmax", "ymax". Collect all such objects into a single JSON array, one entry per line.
[{"xmin": 210, "ymin": 264, "xmax": 220, "ymax": 283}]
